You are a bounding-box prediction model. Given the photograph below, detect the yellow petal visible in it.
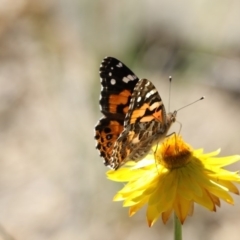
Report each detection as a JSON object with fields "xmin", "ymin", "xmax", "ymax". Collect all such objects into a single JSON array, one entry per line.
[{"xmin": 173, "ymin": 194, "xmax": 193, "ymax": 223}]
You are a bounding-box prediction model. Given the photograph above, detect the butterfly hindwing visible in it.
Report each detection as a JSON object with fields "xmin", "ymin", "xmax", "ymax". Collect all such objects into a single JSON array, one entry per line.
[{"xmin": 95, "ymin": 118, "xmax": 124, "ymax": 166}]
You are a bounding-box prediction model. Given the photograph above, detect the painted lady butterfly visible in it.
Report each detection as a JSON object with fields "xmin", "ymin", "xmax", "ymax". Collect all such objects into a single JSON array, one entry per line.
[{"xmin": 95, "ymin": 57, "xmax": 177, "ymax": 170}]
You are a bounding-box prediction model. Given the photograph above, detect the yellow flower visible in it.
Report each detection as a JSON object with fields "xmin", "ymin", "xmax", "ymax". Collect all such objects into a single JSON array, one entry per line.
[{"xmin": 107, "ymin": 135, "xmax": 240, "ymax": 227}]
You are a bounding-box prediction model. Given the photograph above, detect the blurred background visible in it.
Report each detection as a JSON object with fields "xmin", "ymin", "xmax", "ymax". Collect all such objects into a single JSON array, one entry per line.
[{"xmin": 0, "ymin": 0, "xmax": 240, "ymax": 239}]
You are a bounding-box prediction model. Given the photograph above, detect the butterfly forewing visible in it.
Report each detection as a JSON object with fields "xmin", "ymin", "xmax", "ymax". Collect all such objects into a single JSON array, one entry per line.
[
  {"xmin": 99, "ymin": 57, "xmax": 139, "ymax": 117},
  {"xmin": 95, "ymin": 57, "xmax": 139, "ymax": 166}
]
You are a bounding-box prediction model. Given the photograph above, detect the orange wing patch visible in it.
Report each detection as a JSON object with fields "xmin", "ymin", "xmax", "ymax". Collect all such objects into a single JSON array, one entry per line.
[
  {"xmin": 152, "ymin": 109, "xmax": 163, "ymax": 122},
  {"xmin": 109, "ymin": 90, "xmax": 132, "ymax": 113},
  {"xmin": 130, "ymin": 102, "xmax": 163, "ymax": 123},
  {"xmin": 95, "ymin": 119, "xmax": 124, "ymax": 162},
  {"xmin": 130, "ymin": 103, "xmax": 149, "ymax": 123}
]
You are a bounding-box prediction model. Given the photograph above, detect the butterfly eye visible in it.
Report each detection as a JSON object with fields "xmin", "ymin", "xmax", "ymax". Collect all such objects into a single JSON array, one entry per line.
[{"xmin": 171, "ymin": 116, "xmax": 176, "ymax": 122}]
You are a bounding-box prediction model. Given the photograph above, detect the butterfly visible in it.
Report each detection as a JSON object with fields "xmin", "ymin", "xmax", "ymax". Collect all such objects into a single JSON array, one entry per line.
[{"xmin": 94, "ymin": 57, "xmax": 176, "ymax": 170}]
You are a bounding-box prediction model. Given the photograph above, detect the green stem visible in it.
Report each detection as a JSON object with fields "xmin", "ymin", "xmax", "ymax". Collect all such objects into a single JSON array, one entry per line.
[{"xmin": 174, "ymin": 213, "xmax": 182, "ymax": 240}]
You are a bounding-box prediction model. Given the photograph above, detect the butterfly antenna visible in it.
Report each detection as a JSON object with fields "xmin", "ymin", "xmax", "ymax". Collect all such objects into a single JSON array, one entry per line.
[
  {"xmin": 168, "ymin": 76, "xmax": 172, "ymax": 112},
  {"xmin": 176, "ymin": 96, "xmax": 205, "ymax": 112}
]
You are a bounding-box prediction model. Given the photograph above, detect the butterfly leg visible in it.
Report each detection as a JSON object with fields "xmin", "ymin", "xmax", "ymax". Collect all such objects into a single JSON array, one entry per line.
[{"xmin": 166, "ymin": 131, "xmax": 180, "ymax": 153}]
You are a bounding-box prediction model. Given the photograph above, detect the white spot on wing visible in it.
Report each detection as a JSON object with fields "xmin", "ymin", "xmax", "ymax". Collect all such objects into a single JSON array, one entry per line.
[
  {"xmin": 127, "ymin": 75, "xmax": 134, "ymax": 80},
  {"xmin": 149, "ymin": 102, "xmax": 161, "ymax": 111},
  {"xmin": 116, "ymin": 62, "xmax": 123, "ymax": 67},
  {"xmin": 146, "ymin": 89, "xmax": 157, "ymax": 99},
  {"xmin": 99, "ymin": 96, "xmax": 103, "ymax": 110},
  {"xmin": 123, "ymin": 75, "xmax": 138, "ymax": 83},
  {"xmin": 111, "ymin": 79, "xmax": 116, "ymax": 85},
  {"xmin": 145, "ymin": 81, "xmax": 150, "ymax": 86},
  {"xmin": 109, "ymin": 72, "xmax": 112, "ymax": 76},
  {"xmin": 123, "ymin": 77, "xmax": 129, "ymax": 83},
  {"xmin": 137, "ymin": 96, "xmax": 141, "ymax": 102}
]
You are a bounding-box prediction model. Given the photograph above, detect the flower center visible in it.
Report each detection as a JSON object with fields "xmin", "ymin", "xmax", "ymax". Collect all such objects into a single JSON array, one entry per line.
[{"xmin": 155, "ymin": 135, "xmax": 192, "ymax": 169}]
